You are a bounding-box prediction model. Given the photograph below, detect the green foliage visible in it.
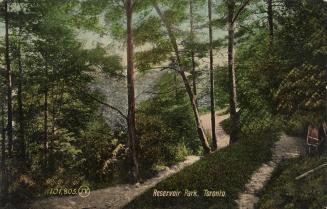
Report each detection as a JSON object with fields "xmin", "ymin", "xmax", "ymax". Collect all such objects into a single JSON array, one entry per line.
[
  {"xmin": 80, "ymin": 117, "xmax": 127, "ymax": 187},
  {"xmin": 282, "ymin": 112, "xmax": 319, "ymax": 137},
  {"xmin": 214, "ymin": 66, "xmax": 230, "ymax": 109},
  {"xmin": 0, "ymin": 0, "xmax": 124, "ymax": 204},
  {"xmin": 257, "ymin": 156, "xmax": 327, "ymax": 209},
  {"xmin": 0, "ymin": 0, "xmax": 325, "ymax": 206},
  {"xmin": 19, "ymin": 118, "xmax": 126, "ymax": 199},
  {"xmin": 240, "ymin": 109, "xmax": 276, "ymax": 137},
  {"xmin": 274, "ymin": 0, "xmax": 327, "ymax": 116},
  {"xmin": 124, "ymin": 130, "xmax": 277, "ymax": 209},
  {"xmin": 136, "ymin": 73, "xmax": 200, "ymax": 178},
  {"xmin": 235, "ymin": 30, "xmax": 278, "ymax": 136},
  {"xmin": 137, "ymin": 114, "xmax": 188, "ymax": 178},
  {"xmin": 220, "ymin": 117, "xmax": 230, "ymax": 135},
  {"xmin": 50, "ymin": 128, "xmax": 82, "ymax": 167},
  {"xmin": 134, "ymin": 16, "xmax": 163, "ymax": 46},
  {"xmin": 135, "ymin": 40, "xmax": 172, "ymax": 72},
  {"xmin": 85, "ymin": 46, "xmax": 123, "ymax": 76},
  {"xmin": 233, "ymin": 0, "xmax": 326, "ymax": 136}
]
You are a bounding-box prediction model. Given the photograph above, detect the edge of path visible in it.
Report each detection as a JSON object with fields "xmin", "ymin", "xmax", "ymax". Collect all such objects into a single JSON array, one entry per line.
[{"xmin": 235, "ymin": 133, "xmax": 306, "ymax": 209}]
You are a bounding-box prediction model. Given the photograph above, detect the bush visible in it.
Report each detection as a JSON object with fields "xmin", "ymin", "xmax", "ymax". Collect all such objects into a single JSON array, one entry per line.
[
  {"xmin": 136, "ymin": 73, "xmax": 201, "ymax": 178},
  {"xmin": 80, "ymin": 117, "xmax": 127, "ymax": 187},
  {"xmin": 240, "ymin": 109, "xmax": 277, "ymax": 137},
  {"xmin": 137, "ymin": 114, "xmax": 188, "ymax": 178},
  {"xmin": 27, "ymin": 117, "xmax": 127, "ymax": 198},
  {"xmin": 220, "ymin": 117, "xmax": 231, "ymax": 135}
]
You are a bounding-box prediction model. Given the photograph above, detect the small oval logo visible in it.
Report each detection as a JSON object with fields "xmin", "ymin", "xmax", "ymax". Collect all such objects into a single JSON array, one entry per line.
[{"xmin": 78, "ymin": 185, "xmax": 91, "ymax": 198}]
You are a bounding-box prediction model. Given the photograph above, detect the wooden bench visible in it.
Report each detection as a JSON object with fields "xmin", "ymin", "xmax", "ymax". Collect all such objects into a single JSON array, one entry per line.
[{"xmin": 306, "ymin": 122, "xmax": 326, "ymax": 154}]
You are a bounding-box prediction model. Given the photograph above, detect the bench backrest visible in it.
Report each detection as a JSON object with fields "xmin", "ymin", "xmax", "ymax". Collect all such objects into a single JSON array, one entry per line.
[{"xmin": 307, "ymin": 125, "xmax": 319, "ymax": 139}]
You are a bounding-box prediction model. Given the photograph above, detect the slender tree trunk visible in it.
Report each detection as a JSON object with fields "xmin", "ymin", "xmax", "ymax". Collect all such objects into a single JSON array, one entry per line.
[
  {"xmin": 50, "ymin": 82, "xmax": 64, "ymax": 155},
  {"xmin": 189, "ymin": 0, "xmax": 197, "ymax": 97},
  {"xmin": 50, "ymin": 79, "xmax": 59, "ymax": 153},
  {"xmin": 174, "ymin": 73, "xmax": 178, "ymax": 99},
  {"xmin": 1, "ymin": 105, "xmax": 5, "ymax": 170},
  {"xmin": 208, "ymin": 0, "xmax": 217, "ymax": 150},
  {"xmin": 51, "ymin": 95, "xmax": 56, "ymax": 153},
  {"xmin": 1, "ymin": 104, "xmax": 8, "ymax": 202},
  {"xmin": 181, "ymin": 70, "xmax": 211, "ymax": 154},
  {"xmin": 228, "ymin": 0, "xmax": 239, "ymax": 144},
  {"xmin": 126, "ymin": 0, "xmax": 140, "ymax": 183},
  {"xmin": 4, "ymin": 0, "xmax": 13, "ymax": 157},
  {"xmin": 17, "ymin": 47, "xmax": 25, "ymax": 161},
  {"xmin": 154, "ymin": 4, "xmax": 211, "ymax": 154},
  {"xmin": 43, "ymin": 63, "xmax": 49, "ymax": 166},
  {"xmin": 57, "ymin": 81, "xmax": 65, "ymax": 121},
  {"xmin": 267, "ymin": 0, "xmax": 273, "ymax": 43}
]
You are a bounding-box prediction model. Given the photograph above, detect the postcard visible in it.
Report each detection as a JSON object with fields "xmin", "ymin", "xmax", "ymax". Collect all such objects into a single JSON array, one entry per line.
[{"xmin": 0, "ymin": 0, "xmax": 326, "ymax": 208}]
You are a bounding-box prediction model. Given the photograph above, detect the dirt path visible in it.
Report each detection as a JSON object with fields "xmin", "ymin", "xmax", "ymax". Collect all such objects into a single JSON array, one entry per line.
[
  {"xmin": 29, "ymin": 112, "xmax": 229, "ymax": 209},
  {"xmin": 236, "ymin": 134, "xmax": 306, "ymax": 209},
  {"xmin": 200, "ymin": 110, "xmax": 230, "ymax": 149}
]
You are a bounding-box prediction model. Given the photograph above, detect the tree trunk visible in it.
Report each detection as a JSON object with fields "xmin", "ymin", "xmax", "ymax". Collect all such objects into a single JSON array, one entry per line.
[
  {"xmin": 1, "ymin": 104, "xmax": 8, "ymax": 201},
  {"xmin": 267, "ymin": 0, "xmax": 273, "ymax": 43},
  {"xmin": 17, "ymin": 47, "xmax": 25, "ymax": 161},
  {"xmin": 51, "ymin": 92, "xmax": 56, "ymax": 153},
  {"xmin": 43, "ymin": 62, "xmax": 49, "ymax": 166},
  {"xmin": 228, "ymin": 0, "xmax": 239, "ymax": 144},
  {"xmin": 126, "ymin": 0, "xmax": 140, "ymax": 183},
  {"xmin": 50, "ymin": 79, "xmax": 58, "ymax": 152},
  {"xmin": 208, "ymin": 0, "xmax": 217, "ymax": 150},
  {"xmin": 174, "ymin": 72, "xmax": 178, "ymax": 99},
  {"xmin": 4, "ymin": 0, "xmax": 13, "ymax": 158},
  {"xmin": 1, "ymin": 105, "xmax": 5, "ymax": 171},
  {"xmin": 56, "ymin": 82, "xmax": 65, "ymax": 124},
  {"xmin": 154, "ymin": 4, "xmax": 211, "ymax": 154},
  {"xmin": 180, "ymin": 71, "xmax": 211, "ymax": 154},
  {"xmin": 189, "ymin": 0, "xmax": 197, "ymax": 97}
]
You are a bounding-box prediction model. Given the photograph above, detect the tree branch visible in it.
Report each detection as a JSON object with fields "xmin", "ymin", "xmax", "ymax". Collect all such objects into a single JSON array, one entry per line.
[
  {"xmin": 72, "ymin": 83, "xmax": 127, "ymax": 120},
  {"xmin": 84, "ymin": 92, "xmax": 128, "ymax": 120},
  {"xmin": 232, "ymin": 0, "xmax": 252, "ymax": 24},
  {"xmin": 295, "ymin": 163, "xmax": 327, "ymax": 180}
]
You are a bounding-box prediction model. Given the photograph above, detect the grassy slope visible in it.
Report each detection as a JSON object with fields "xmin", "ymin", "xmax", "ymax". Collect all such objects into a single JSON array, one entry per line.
[
  {"xmin": 124, "ymin": 131, "xmax": 277, "ymax": 209},
  {"xmin": 256, "ymin": 156, "xmax": 327, "ymax": 209}
]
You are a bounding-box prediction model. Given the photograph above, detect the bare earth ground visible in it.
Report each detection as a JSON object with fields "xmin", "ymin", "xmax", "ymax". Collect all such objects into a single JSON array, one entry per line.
[
  {"xmin": 29, "ymin": 112, "xmax": 229, "ymax": 209},
  {"xmin": 236, "ymin": 134, "xmax": 306, "ymax": 209},
  {"xmin": 200, "ymin": 111, "xmax": 230, "ymax": 149}
]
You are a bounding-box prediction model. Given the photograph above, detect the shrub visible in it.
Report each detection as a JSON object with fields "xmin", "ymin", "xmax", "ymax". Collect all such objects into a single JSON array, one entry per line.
[
  {"xmin": 240, "ymin": 109, "xmax": 276, "ymax": 137},
  {"xmin": 79, "ymin": 117, "xmax": 127, "ymax": 187},
  {"xmin": 136, "ymin": 73, "xmax": 201, "ymax": 178},
  {"xmin": 137, "ymin": 114, "xmax": 188, "ymax": 178}
]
